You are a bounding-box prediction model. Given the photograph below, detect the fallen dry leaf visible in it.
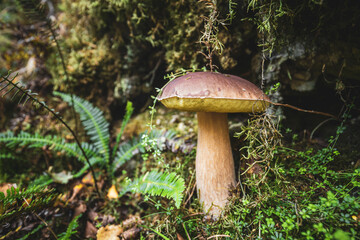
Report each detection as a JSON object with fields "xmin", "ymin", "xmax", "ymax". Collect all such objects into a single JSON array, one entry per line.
[
  {"xmin": 122, "ymin": 227, "xmax": 142, "ymax": 239},
  {"xmin": 97, "ymin": 225, "xmax": 123, "ymax": 240},
  {"xmin": 87, "ymin": 209, "xmax": 99, "ymax": 222},
  {"xmin": 69, "ymin": 183, "xmax": 85, "ymax": 202},
  {"xmin": 85, "ymin": 221, "xmax": 98, "ymax": 239},
  {"xmin": 49, "ymin": 169, "xmax": 73, "ymax": 184},
  {"xmin": 87, "ymin": 209, "xmax": 115, "ymax": 227},
  {"xmin": 177, "ymin": 232, "xmax": 186, "ymax": 240},
  {"xmin": 81, "ymin": 172, "xmax": 95, "ymax": 185},
  {"xmin": 73, "ymin": 201, "xmax": 87, "ymax": 217},
  {"xmin": 122, "ymin": 215, "xmax": 143, "ymax": 228},
  {"xmin": 107, "ymin": 185, "xmax": 119, "ymax": 199}
]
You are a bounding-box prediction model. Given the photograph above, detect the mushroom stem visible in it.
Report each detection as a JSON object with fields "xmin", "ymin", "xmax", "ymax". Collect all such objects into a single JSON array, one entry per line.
[{"xmin": 196, "ymin": 112, "xmax": 236, "ymax": 217}]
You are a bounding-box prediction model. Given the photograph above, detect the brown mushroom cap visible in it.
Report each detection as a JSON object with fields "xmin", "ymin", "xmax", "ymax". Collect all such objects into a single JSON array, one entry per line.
[{"xmin": 158, "ymin": 72, "xmax": 270, "ymax": 113}]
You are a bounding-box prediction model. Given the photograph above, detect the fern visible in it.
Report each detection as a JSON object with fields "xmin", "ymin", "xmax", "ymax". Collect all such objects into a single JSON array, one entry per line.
[
  {"xmin": 121, "ymin": 171, "xmax": 186, "ymax": 209},
  {"xmin": 112, "ymin": 130, "xmax": 178, "ymax": 173},
  {"xmin": 113, "ymin": 134, "xmax": 145, "ymax": 173},
  {"xmin": 28, "ymin": 174, "xmax": 53, "ymax": 188},
  {"xmin": 112, "ymin": 101, "xmax": 134, "ymax": 160},
  {"xmin": 0, "ymin": 151, "xmax": 18, "ymax": 160},
  {"xmin": 0, "ymin": 131, "xmax": 101, "ymax": 164},
  {"xmin": 0, "ymin": 186, "xmax": 58, "ymax": 224},
  {"xmin": 0, "ymin": 73, "xmax": 45, "ymax": 107},
  {"xmin": 114, "ymin": 130, "xmax": 186, "ymax": 208},
  {"xmin": 57, "ymin": 214, "xmax": 82, "ymax": 240},
  {"xmin": 0, "ymin": 74, "xmax": 100, "ymax": 194},
  {"xmin": 1, "ymin": 84, "xmax": 186, "ymax": 207},
  {"xmin": 16, "ymin": 0, "xmax": 48, "ymax": 22},
  {"xmin": 0, "ymin": 131, "xmax": 103, "ymax": 185},
  {"xmin": 18, "ymin": 223, "xmax": 45, "ymax": 240},
  {"xmin": 72, "ymin": 156, "xmax": 104, "ymax": 179},
  {"xmin": 53, "ymin": 91, "xmax": 110, "ymax": 163},
  {"xmin": 148, "ymin": 129, "xmax": 177, "ymax": 151}
]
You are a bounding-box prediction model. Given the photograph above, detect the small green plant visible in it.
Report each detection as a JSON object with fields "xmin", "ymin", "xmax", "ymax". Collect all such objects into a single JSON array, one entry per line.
[
  {"xmin": 0, "ymin": 88, "xmax": 186, "ymax": 207},
  {"xmin": 215, "ymin": 106, "xmax": 360, "ymax": 239},
  {"xmin": 121, "ymin": 171, "xmax": 185, "ymax": 208},
  {"xmin": 0, "ymin": 186, "xmax": 58, "ymax": 225},
  {"xmin": 0, "ymin": 73, "xmax": 100, "ymax": 193},
  {"xmin": 55, "ymin": 92, "xmax": 185, "ymax": 208},
  {"xmin": 57, "ymin": 214, "xmax": 82, "ymax": 240}
]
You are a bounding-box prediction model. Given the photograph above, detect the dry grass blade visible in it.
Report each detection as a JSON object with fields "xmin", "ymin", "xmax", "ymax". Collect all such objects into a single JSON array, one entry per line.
[{"xmin": 236, "ymin": 113, "xmax": 282, "ymax": 182}]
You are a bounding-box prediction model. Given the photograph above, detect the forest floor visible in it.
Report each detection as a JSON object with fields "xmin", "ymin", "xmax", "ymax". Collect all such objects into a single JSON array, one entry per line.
[{"xmin": 1, "ymin": 88, "xmax": 360, "ymax": 239}]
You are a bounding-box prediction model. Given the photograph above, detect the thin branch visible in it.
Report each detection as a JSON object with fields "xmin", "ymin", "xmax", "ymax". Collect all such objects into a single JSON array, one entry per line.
[
  {"xmin": 268, "ymin": 101, "xmax": 339, "ymax": 120},
  {"xmin": 45, "ymin": 15, "xmax": 79, "ymax": 136}
]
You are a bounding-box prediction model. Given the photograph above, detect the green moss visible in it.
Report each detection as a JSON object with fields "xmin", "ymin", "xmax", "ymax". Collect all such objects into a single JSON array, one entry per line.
[{"xmin": 50, "ymin": 0, "xmax": 245, "ymax": 98}]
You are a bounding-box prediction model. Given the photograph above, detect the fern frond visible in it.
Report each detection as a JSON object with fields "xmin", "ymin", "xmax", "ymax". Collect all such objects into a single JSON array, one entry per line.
[
  {"xmin": 148, "ymin": 129, "xmax": 177, "ymax": 151},
  {"xmin": 53, "ymin": 91, "xmax": 110, "ymax": 163},
  {"xmin": 16, "ymin": 0, "xmax": 48, "ymax": 22},
  {"xmin": 111, "ymin": 101, "xmax": 134, "ymax": 160},
  {"xmin": 18, "ymin": 223, "xmax": 45, "ymax": 240},
  {"xmin": 0, "ymin": 131, "xmax": 101, "ymax": 164},
  {"xmin": 0, "ymin": 151, "xmax": 18, "ymax": 160},
  {"xmin": 0, "ymin": 73, "xmax": 44, "ymax": 108},
  {"xmin": 0, "ymin": 186, "xmax": 58, "ymax": 224},
  {"xmin": 113, "ymin": 135, "xmax": 145, "ymax": 173},
  {"xmin": 1, "ymin": 58, "xmax": 100, "ymax": 195},
  {"xmin": 73, "ymin": 156, "xmax": 103, "ymax": 178},
  {"xmin": 113, "ymin": 129, "xmax": 179, "ymax": 173},
  {"xmin": 121, "ymin": 171, "xmax": 185, "ymax": 209},
  {"xmin": 57, "ymin": 214, "xmax": 82, "ymax": 240},
  {"xmin": 28, "ymin": 174, "xmax": 53, "ymax": 188}
]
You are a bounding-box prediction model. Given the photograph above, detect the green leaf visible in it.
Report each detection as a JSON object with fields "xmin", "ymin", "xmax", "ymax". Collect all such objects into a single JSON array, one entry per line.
[
  {"xmin": 121, "ymin": 171, "xmax": 186, "ymax": 208},
  {"xmin": 113, "ymin": 134, "xmax": 145, "ymax": 173},
  {"xmin": 54, "ymin": 91, "xmax": 110, "ymax": 163},
  {"xmin": 0, "ymin": 186, "xmax": 58, "ymax": 224},
  {"xmin": 112, "ymin": 101, "xmax": 134, "ymax": 161},
  {"xmin": 112, "ymin": 130, "xmax": 177, "ymax": 173},
  {"xmin": 0, "ymin": 131, "xmax": 100, "ymax": 164},
  {"xmin": 57, "ymin": 214, "xmax": 82, "ymax": 240}
]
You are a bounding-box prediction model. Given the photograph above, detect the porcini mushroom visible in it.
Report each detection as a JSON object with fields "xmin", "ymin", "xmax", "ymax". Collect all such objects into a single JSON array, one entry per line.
[{"xmin": 158, "ymin": 72, "xmax": 269, "ymax": 217}]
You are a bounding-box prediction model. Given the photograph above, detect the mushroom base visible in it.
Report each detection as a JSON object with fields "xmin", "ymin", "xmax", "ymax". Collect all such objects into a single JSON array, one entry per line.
[{"xmin": 196, "ymin": 112, "xmax": 236, "ymax": 217}]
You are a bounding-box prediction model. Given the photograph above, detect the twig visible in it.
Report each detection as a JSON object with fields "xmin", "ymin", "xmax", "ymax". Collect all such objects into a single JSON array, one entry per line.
[
  {"xmin": 23, "ymin": 198, "xmax": 58, "ymax": 239},
  {"xmin": 310, "ymin": 118, "xmax": 335, "ymax": 140},
  {"xmin": 207, "ymin": 235, "xmax": 231, "ymax": 239},
  {"xmin": 182, "ymin": 213, "xmax": 205, "ymax": 220},
  {"xmin": 46, "ymin": 15, "xmax": 79, "ymax": 137},
  {"xmin": 258, "ymin": 221, "xmax": 261, "ymax": 239},
  {"xmin": 144, "ymin": 57, "xmax": 162, "ymax": 86},
  {"xmin": 182, "ymin": 222, "xmax": 192, "ymax": 240},
  {"xmin": 261, "ymin": 35, "xmax": 266, "ymax": 91},
  {"xmin": 268, "ymin": 101, "xmax": 339, "ymax": 120},
  {"xmin": 183, "ymin": 172, "xmax": 196, "ymax": 206}
]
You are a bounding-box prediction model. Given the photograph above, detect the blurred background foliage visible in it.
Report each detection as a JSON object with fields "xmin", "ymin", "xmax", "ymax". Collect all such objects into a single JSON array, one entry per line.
[
  {"xmin": 0, "ymin": 0, "xmax": 359, "ymax": 143},
  {"xmin": 1, "ymin": 0, "xmax": 359, "ymax": 117}
]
